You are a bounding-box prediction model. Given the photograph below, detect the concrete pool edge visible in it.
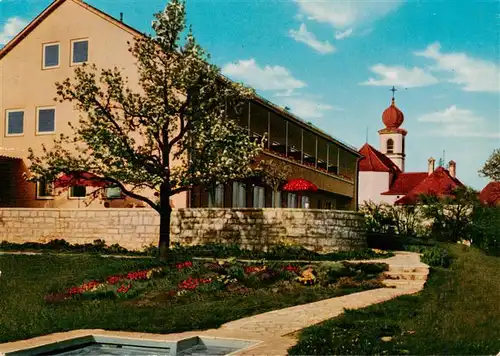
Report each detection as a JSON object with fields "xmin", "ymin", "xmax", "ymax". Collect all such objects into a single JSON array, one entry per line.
[{"xmin": 0, "ymin": 329, "xmax": 266, "ymax": 356}]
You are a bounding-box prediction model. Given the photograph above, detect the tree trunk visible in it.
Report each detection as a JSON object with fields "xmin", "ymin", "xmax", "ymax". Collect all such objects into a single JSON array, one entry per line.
[
  {"xmin": 158, "ymin": 182, "xmax": 172, "ymax": 261},
  {"xmin": 158, "ymin": 207, "xmax": 171, "ymax": 261}
]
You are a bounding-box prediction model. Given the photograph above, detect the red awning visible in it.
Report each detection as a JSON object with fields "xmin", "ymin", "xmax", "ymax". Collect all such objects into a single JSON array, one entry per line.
[
  {"xmin": 54, "ymin": 172, "xmax": 109, "ymax": 188},
  {"xmin": 282, "ymin": 178, "xmax": 318, "ymax": 192}
]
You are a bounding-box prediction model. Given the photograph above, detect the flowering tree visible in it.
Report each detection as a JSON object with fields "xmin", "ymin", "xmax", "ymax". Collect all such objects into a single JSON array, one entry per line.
[
  {"xmin": 479, "ymin": 148, "xmax": 500, "ymax": 182},
  {"xmin": 255, "ymin": 159, "xmax": 291, "ymax": 207},
  {"xmin": 28, "ymin": 0, "xmax": 260, "ymax": 259}
]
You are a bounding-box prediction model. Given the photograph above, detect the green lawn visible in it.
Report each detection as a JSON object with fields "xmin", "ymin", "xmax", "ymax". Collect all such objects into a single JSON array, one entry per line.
[
  {"xmin": 289, "ymin": 244, "xmax": 500, "ymax": 355},
  {"xmin": 0, "ymin": 254, "xmax": 384, "ymax": 343}
]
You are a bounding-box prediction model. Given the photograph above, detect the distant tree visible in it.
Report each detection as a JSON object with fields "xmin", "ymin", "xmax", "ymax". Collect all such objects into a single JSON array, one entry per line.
[
  {"xmin": 420, "ymin": 186, "xmax": 479, "ymax": 242},
  {"xmin": 255, "ymin": 159, "xmax": 291, "ymax": 207},
  {"xmin": 28, "ymin": 0, "xmax": 260, "ymax": 259},
  {"xmin": 479, "ymin": 148, "xmax": 500, "ymax": 181}
]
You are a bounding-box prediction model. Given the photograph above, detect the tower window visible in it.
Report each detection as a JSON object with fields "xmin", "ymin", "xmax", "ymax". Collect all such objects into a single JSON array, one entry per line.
[{"xmin": 386, "ymin": 139, "xmax": 394, "ymax": 153}]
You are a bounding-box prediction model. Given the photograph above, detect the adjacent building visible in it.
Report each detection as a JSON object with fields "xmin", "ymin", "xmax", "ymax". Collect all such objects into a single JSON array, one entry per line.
[
  {"xmin": 0, "ymin": 0, "xmax": 361, "ymax": 210},
  {"xmin": 358, "ymin": 96, "xmax": 464, "ymax": 206}
]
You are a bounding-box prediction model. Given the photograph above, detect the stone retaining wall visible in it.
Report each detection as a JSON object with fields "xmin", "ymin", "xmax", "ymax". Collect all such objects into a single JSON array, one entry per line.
[{"xmin": 0, "ymin": 208, "xmax": 367, "ymax": 252}]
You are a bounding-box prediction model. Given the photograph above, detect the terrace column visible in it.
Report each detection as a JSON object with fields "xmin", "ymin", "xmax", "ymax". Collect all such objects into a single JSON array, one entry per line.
[
  {"xmin": 285, "ymin": 121, "xmax": 289, "ymax": 156},
  {"xmin": 326, "ymin": 144, "xmax": 329, "ymax": 171},
  {"xmin": 267, "ymin": 112, "xmax": 271, "ymax": 149},
  {"xmin": 301, "ymin": 129, "xmax": 304, "ymax": 164},
  {"xmin": 315, "ymin": 137, "xmax": 318, "ymax": 168},
  {"xmin": 247, "ymin": 101, "xmax": 251, "ymax": 136}
]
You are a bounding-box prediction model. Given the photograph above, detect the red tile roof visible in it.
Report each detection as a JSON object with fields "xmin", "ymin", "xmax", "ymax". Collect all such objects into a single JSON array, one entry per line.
[
  {"xmin": 359, "ymin": 143, "xmax": 401, "ymax": 173},
  {"xmin": 381, "ymin": 172, "xmax": 429, "ymax": 195},
  {"xmin": 479, "ymin": 182, "xmax": 500, "ymax": 206},
  {"xmin": 395, "ymin": 167, "xmax": 464, "ymax": 205}
]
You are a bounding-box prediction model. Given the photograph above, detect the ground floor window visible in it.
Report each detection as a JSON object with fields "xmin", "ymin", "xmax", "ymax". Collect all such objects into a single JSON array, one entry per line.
[
  {"xmin": 232, "ymin": 182, "xmax": 246, "ymax": 208},
  {"xmin": 106, "ymin": 186, "xmax": 122, "ymax": 199},
  {"xmin": 70, "ymin": 185, "xmax": 86, "ymax": 198},
  {"xmin": 271, "ymin": 190, "xmax": 282, "ymax": 208},
  {"xmin": 253, "ymin": 186, "xmax": 265, "ymax": 208},
  {"xmin": 287, "ymin": 193, "xmax": 297, "ymax": 208},
  {"xmin": 208, "ymin": 184, "xmax": 225, "ymax": 207},
  {"xmin": 36, "ymin": 177, "xmax": 53, "ymax": 199},
  {"xmin": 301, "ymin": 196, "xmax": 310, "ymax": 209}
]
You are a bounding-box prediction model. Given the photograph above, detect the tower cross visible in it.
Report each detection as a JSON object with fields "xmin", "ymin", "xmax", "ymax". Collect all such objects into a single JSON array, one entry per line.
[{"xmin": 390, "ymin": 86, "xmax": 398, "ymax": 99}]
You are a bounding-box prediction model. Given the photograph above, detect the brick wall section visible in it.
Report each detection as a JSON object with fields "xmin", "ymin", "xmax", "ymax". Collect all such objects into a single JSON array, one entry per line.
[{"xmin": 0, "ymin": 208, "xmax": 367, "ymax": 252}]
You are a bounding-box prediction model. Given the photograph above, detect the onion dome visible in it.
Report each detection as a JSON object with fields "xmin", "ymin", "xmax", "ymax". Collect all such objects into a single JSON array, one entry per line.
[{"xmin": 382, "ymin": 98, "xmax": 404, "ymax": 129}]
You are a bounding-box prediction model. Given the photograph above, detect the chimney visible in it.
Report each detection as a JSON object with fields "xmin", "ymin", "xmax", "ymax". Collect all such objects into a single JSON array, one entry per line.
[
  {"xmin": 119, "ymin": 12, "xmax": 123, "ymax": 22},
  {"xmin": 449, "ymin": 160, "xmax": 456, "ymax": 178},
  {"xmin": 428, "ymin": 157, "xmax": 435, "ymax": 175}
]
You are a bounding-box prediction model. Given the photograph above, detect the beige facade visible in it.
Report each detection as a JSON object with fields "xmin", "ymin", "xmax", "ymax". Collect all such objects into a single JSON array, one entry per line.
[{"xmin": 0, "ymin": 0, "xmax": 361, "ymax": 211}]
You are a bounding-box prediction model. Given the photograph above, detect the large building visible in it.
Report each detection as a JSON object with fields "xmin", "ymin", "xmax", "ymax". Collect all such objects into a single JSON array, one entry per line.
[
  {"xmin": 0, "ymin": 0, "xmax": 361, "ymax": 210},
  {"xmin": 358, "ymin": 94, "xmax": 464, "ymax": 206}
]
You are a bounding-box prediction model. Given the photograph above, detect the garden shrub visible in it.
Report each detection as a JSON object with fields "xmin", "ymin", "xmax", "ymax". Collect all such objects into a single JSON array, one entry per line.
[
  {"xmin": 421, "ymin": 246, "xmax": 452, "ymax": 268},
  {"xmin": 469, "ymin": 206, "xmax": 500, "ymax": 256}
]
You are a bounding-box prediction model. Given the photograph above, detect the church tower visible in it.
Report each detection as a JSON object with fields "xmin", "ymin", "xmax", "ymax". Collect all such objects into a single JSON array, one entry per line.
[{"xmin": 378, "ymin": 87, "xmax": 407, "ymax": 171}]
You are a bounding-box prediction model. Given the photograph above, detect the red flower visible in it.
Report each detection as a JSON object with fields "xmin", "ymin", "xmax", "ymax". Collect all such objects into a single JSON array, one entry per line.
[
  {"xmin": 117, "ymin": 284, "xmax": 132, "ymax": 294},
  {"xmin": 245, "ymin": 266, "xmax": 261, "ymax": 274},
  {"xmin": 175, "ymin": 261, "xmax": 193, "ymax": 270},
  {"xmin": 107, "ymin": 275, "xmax": 122, "ymax": 284},
  {"xmin": 178, "ymin": 276, "xmax": 211, "ymax": 290},
  {"xmin": 284, "ymin": 265, "xmax": 300, "ymax": 274}
]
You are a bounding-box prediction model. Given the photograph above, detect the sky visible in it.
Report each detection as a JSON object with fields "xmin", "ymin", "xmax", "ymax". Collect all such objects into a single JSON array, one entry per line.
[{"xmin": 0, "ymin": 0, "xmax": 499, "ymax": 189}]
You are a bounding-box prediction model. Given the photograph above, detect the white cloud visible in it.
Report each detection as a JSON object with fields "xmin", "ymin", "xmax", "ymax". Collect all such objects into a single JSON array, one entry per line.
[
  {"xmin": 294, "ymin": 0, "xmax": 402, "ymax": 29},
  {"xmin": 417, "ymin": 105, "xmax": 500, "ymax": 138},
  {"xmin": 361, "ymin": 64, "xmax": 439, "ymax": 88},
  {"xmin": 222, "ymin": 59, "xmax": 306, "ymax": 91},
  {"xmin": 289, "ymin": 23, "xmax": 335, "ymax": 54},
  {"xmin": 0, "ymin": 17, "xmax": 27, "ymax": 46},
  {"xmin": 415, "ymin": 42, "xmax": 500, "ymax": 92},
  {"xmin": 335, "ymin": 28, "xmax": 353, "ymax": 40},
  {"xmin": 279, "ymin": 97, "xmax": 342, "ymax": 119}
]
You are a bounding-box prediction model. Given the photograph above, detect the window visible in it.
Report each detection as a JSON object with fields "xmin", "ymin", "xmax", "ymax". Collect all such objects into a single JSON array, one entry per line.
[
  {"xmin": 208, "ymin": 184, "xmax": 224, "ymax": 207},
  {"xmin": 71, "ymin": 39, "xmax": 89, "ymax": 64},
  {"xmin": 6, "ymin": 110, "xmax": 24, "ymax": 136},
  {"xmin": 386, "ymin": 139, "xmax": 394, "ymax": 154},
  {"xmin": 36, "ymin": 177, "xmax": 53, "ymax": 199},
  {"xmin": 271, "ymin": 191, "xmax": 281, "ymax": 208},
  {"xmin": 70, "ymin": 185, "xmax": 86, "ymax": 198},
  {"xmin": 287, "ymin": 193, "xmax": 297, "ymax": 208},
  {"xmin": 106, "ymin": 186, "xmax": 122, "ymax": 199},
  {"xmin": 37, "ymin": 107, "xmax": 56, "ymax": 134},
  {"xmin": 253, "ymin": 186, "xmax": 265, "ymax": 208},
  {"xmin": 43, "ymin": 43, "xmax": 59, "ymax": 68},
  {"xmin": 301, "ymin": 196, "xmax": 310, "ymax": 209},
  {"xmin": 232, "ymin": 182, "xmax": 246, "ymax": 208}
]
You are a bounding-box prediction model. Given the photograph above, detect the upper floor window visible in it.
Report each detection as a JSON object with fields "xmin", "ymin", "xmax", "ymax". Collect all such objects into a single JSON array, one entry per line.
[
  {"xmin": 71, "ymin": 39, "xmax": 89, "ymax": 65},
  {"xmin": 386, "ymin": 139, "xmax": 394, "ymax": 154},
  {"xmin": 36, "ymin": 107, "xmax": 56, "ymax": 134},
  {"xmin": 43, "ymin": 43, "xmax": 59, "ymax": 69},
  {"xmin": 5, "ymin": 110, "xmax": 24, "ymax": 136}
]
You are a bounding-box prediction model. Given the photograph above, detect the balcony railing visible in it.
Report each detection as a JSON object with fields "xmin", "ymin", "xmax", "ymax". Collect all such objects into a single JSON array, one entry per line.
[{"xmin": 262, "ymin": 148, "xmax": 354, "ymax": 183}]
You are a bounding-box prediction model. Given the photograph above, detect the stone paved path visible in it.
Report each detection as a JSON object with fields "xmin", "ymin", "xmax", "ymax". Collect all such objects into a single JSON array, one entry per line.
[{"xmin": 0, "ymin": 251, "xmax": 428, "ymax": 356}]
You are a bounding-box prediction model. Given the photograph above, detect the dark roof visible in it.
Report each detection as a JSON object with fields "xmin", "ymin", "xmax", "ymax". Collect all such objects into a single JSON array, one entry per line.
[
  {"xmin": 382, "ymin": 172, "xmax": 428, "ymax": 195},
  {"xmin": 479, "ymin": 182, "xmax": 500, "ymax": 206},
  {"xmin": 358, "ymin": 143, "xmax": 401, "ymax": 173},
  {"xmin": 395, "ymin": 167, "xmax": 464, "ymax": 205},
  {"xmin": 0, "ymin": 0, "xmax": 361, "ymax": 158}
]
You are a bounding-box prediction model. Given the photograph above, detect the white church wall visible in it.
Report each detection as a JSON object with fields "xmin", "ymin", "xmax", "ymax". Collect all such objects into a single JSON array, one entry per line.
[{"xmin": 358, "ymin": 171, "xmax": 390, "ymax": 205}]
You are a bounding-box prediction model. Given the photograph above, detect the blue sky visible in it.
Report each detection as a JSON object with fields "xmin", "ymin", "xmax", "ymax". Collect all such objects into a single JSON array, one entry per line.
[{"xmin": 1, "ymin": 0, "xmax": 499, "ymax": 189}]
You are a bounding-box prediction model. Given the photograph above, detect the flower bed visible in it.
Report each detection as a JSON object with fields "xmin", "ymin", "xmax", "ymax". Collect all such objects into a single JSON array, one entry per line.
[{"xmin": 45, "ymin": 259, "xmax": 389, "ymax": 304}]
